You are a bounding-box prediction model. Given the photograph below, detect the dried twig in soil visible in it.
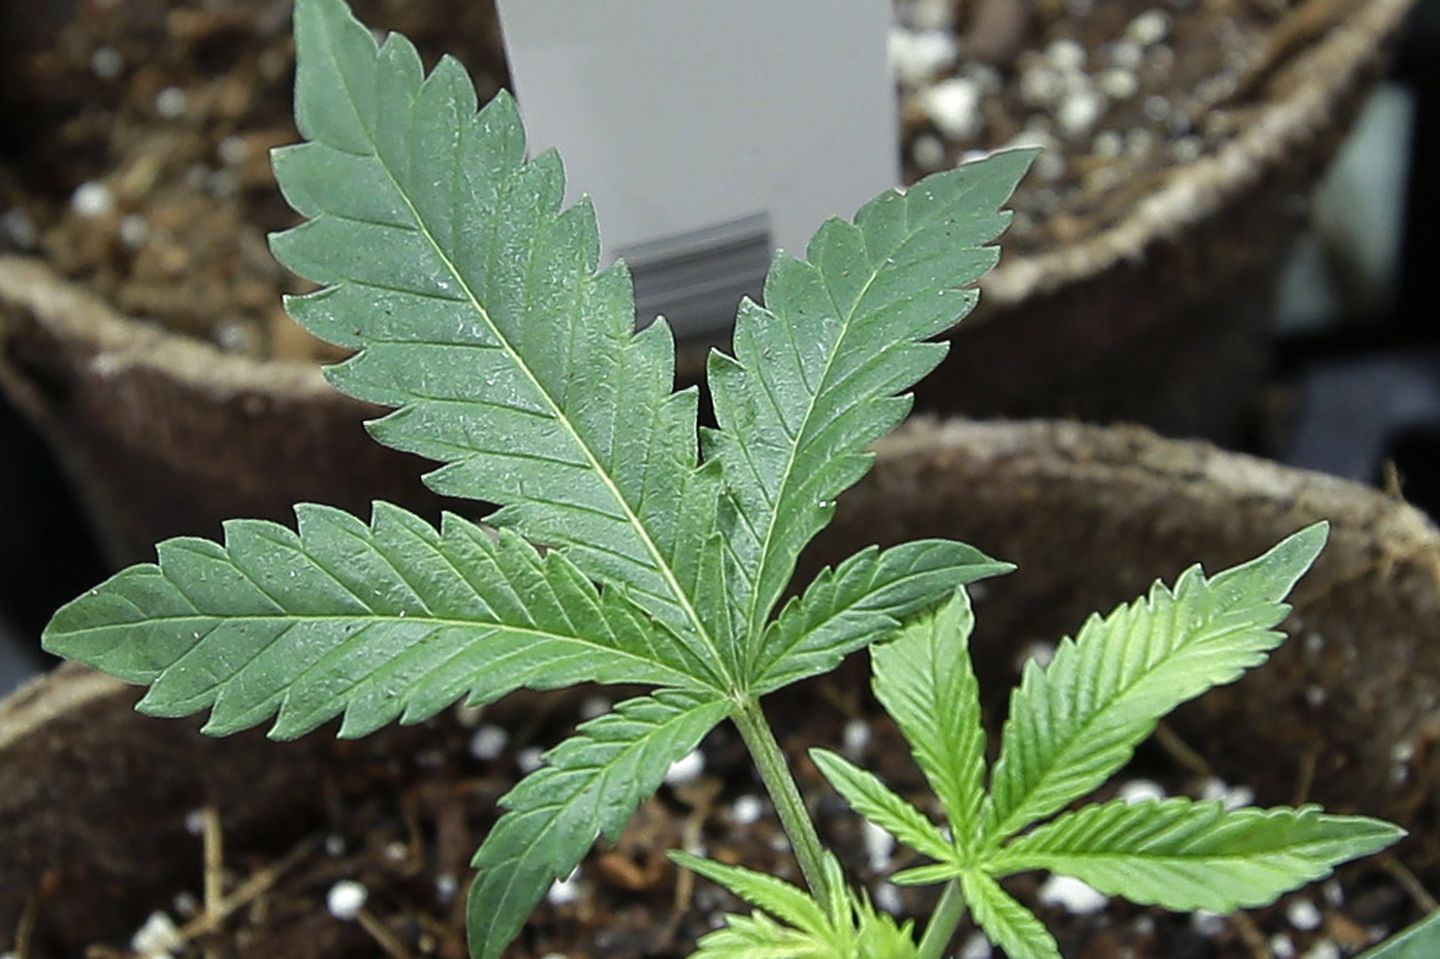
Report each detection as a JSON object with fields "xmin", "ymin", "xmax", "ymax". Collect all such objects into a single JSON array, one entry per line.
[
  {"xmin": 1380, "ymin": 856, "xmax": 1440, "ymax": 915},
  {"xmin": 201, "ymin": 805, "xmax": 224, "ymax": 959},
  {"xmin": 179, "ymin": 834, "xmax": 321, "ymax": 942},
  {"xmin": 1230, "ymin": 910, "xmax": 1276, "ymax": 959},
  {"xmin": 356, "ymin": 908, "xmax": 418, "ymax": 959},
  {"xmin": 1155, "ymin": 721, "xmax": 1214, "ymax": 778}
]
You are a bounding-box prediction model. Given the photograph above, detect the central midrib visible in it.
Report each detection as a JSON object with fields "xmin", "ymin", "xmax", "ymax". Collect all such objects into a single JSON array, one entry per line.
[{"xmin": 337, "ymin": 74, "xmax": 734, "ymax": 690}]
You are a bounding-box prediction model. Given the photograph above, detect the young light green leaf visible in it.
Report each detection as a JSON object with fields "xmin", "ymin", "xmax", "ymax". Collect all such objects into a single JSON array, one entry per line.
[
  {"xmin": 751, "ymin": 540, "xmax": 1011, "ymax": 695},
  {"xmin": 687, "ymin": 913, "xmax": 835, "ymax": 959},
  {"xmin": 990, "ymin": 797, "xmax": 1404, "ymax": 912},
  {"xmin": 677, "ymin": 852, "xmax": 921, "ymax": 959},
  {"xmin": 809, "ymin": 749, "xmax": 957, "ymax": 865},
  {"xmin": 470, "ymin": 690, "xmax": 729, "ymax": 959},
  {"xmin": 670, "ymin": 852, "xmax": 835, "ymax": 939},
  {"xmin": 42, "ymin": 504, "xmax": 711, "ymax": 739},
  {"xmin": 982, "ymin": 523, "xmax": 1328, "ymax": 845},
  {"xmin": 706, "ymin": 149, "xmax": 1036, "ymax": 664},
  {"xmin": 959, "ymin": 870, "xmax": 1061, "ymax": 959},
  {"xmin": 872, "ymin": 589, "xmax": 987, "ymax": 857},
  {"xmin": 1357, "ymin": 909, "xmax": 1440, "ymax": 959},
  {"xmin": 274, "ymin": 0, "xmax": 733, "ymax": 682}
]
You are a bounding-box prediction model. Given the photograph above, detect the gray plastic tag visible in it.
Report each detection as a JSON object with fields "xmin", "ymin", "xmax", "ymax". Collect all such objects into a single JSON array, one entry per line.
[{"xmin": 494, "ymin": 0, "xmax": 898, "ymax": 336}]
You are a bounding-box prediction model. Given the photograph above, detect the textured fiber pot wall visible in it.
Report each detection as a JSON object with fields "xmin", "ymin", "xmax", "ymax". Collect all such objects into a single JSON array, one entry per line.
[{"xmin": 0, "ymin": 0, "xmax": 1417, "ymax": 566}]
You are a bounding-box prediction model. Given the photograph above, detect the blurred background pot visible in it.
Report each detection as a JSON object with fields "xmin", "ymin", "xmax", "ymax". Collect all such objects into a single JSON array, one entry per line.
[
  {"xmin": 2, "ymin": 419, "xmax": 1437, "ymax": 956},
  {"xmin": 0, "ymin": 0, "xmax": 1417, "ymax": 560}
]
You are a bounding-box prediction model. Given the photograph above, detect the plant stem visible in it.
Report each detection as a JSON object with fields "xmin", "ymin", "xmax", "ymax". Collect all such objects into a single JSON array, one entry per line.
[
  {"xmin": 732, "ymin": 697, "xmax": 834, "ymax": 903},
  {"xmin": 917, "ymin": 880, "xmax": 967, "ymax": 959}
]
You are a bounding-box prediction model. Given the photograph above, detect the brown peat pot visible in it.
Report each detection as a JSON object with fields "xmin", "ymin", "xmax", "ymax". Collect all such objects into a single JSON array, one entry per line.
[
  {"xmin": 0, "ymin": 0, "xmax": 1416, "ymax": 566},
  {"xmin": 2, "ymin": 419, "xmax": 1437, "ymax": 957}
]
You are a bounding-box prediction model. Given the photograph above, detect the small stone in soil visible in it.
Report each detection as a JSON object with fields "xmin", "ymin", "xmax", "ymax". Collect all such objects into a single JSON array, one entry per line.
[
  {"xmin": 436, "ymin": 873, "xmax": 459, "ymax": 904},
  {"xmin": 665, "ymin": 748, "xmax": 705, "ymax": 786},
  {"xmin": 327, "ymin": 880, "xmax": 368, "ymax": 921},
  {"xmin": 1271, "ymin": 933, "xmax": 1297, "ymax": 959},
  {"xmin": 1303, "ymin": 942, "xmax": 1341, "ymax": 959},
  {"xmin": 1192, "ymin": 909, "xmax": 1226, "ymax": 937},
  {"xmin": 132, "ymin": 911, "xmax": 184, "ymax": 957},
  {"xmin": 325, "ymin": 833, "xmax": 346, "ymax": 857},
  {"xmin": 579, "ymin": 694, "xmax": 610, "ymax": 720},
  {"xmin": 1038, "ymin": 874, "xmax": 1108, "ymax": 915}
]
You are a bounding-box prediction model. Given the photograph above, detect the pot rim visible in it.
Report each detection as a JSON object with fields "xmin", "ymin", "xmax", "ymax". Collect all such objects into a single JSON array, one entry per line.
[{"xmin": 0, "ymin": 0, "xmax": 1414, "ymax": 400}]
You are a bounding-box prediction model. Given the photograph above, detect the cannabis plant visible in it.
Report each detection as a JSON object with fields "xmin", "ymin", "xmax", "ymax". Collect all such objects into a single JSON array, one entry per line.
[{"xmin": 42, "ymin": 0, "xmax": 1402, "ymax": 956}]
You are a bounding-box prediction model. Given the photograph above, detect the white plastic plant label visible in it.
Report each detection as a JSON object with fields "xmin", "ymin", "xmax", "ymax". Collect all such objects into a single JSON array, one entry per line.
[{"xmin": 494, "ymin": 0, "xmax": 898, "ymax": 338}]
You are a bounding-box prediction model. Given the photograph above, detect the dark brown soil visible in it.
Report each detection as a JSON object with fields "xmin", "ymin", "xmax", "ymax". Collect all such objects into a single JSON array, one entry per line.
[
  {"xmin": 0, "ymin": 0, "xmax": 1327, "ymax": 362},
  {"xmin": 35, "ymin": 666, "xmax": 1429, "ymax": 959}
]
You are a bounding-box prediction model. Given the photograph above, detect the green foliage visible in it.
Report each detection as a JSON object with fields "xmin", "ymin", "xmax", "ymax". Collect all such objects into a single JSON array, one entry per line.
[
  {"xmin": 37, "ymin": 1, "xmax": 1404, "ymax": 957},
  {"xmin": 791, "ymin": 527, "xmax": 1403, "ymax": 958},
  {"xmin": 1359, "ymin": 909, "xmax": 1440, "ymax": 959},
  {"xmin": 42, "ymin": 0, "xmax": 1024, "ymax": 956},
  {"xmin": 671, "ymin": 853, "xmax": 918, "ymax": 959}
]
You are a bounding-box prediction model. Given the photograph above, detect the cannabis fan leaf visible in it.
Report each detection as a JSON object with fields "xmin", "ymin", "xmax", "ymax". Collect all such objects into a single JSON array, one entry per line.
[
  {"xmin": 793, "ymin": 526, "xmax": 1404, "ymax": 959},
  {"xmin": 42, "ymin": 0, "xmax": 1031, "ymax": 955}
]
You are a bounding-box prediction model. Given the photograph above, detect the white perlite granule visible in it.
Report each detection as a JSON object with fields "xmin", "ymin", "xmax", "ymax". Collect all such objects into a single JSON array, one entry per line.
[
  {"xmin": 731, "ymin": 794, "xmax": 764, "ymax": 825},
  {"xmin": 547, "ymin": 868, "xmax": 583, "ymax": 906},
  {"xmin": 469, "ymin": 724, "xmax": 508, "ymax": 761},
  {"xmin": 1286, "ymin": 897, "xmax": 1322, "ymax": 931},
  {"xmin": 1117, "ymin": 778, "xmax": 1166, "ymax": 804},
  {"xmin": 1038, "ymin": 874, "xmax": 1107, "ymax": 915},
  {"xmin": 131, "ymin": 912, "xmax": 183, "ymax": 957},
  {"xmin": 959, "ymin": 930, "xmax": 994, "ymax": 959},
  {"xmin": 327, "ymin": 880, "xmax": 368, "ymax": 920},
  {"xmin": 842, "ymin": 717, "xmax": 871, "ymax": 759},
  {"xmin": 922, "ymin": 77, "xmax": 982, "ymax": 140},
  {"xmin": 71, "ymin": 181, "xmax": 114, "ymax": 218},
  {"xmin": 863, "ymin": 819, "xmax": 896, "ymax": 871},
  {"xmin": 664, "ymin": 749, "xmax": 705, "ymax": 786}
]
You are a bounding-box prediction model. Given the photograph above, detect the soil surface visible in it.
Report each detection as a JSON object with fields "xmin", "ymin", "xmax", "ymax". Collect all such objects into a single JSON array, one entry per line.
[
  {"xmin": 32, "ymin": 663, "xmax": 1431, "ymax": 959},
  {"xmin": 0, "ymin": 0, "xmax": 1326, "ymax": 362}
]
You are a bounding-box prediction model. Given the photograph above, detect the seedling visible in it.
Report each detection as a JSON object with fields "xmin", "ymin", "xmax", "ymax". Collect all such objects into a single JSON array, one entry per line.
[{"xmin": 42, "ymin": 1, "xmax": 1403, "ymax": 956}]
